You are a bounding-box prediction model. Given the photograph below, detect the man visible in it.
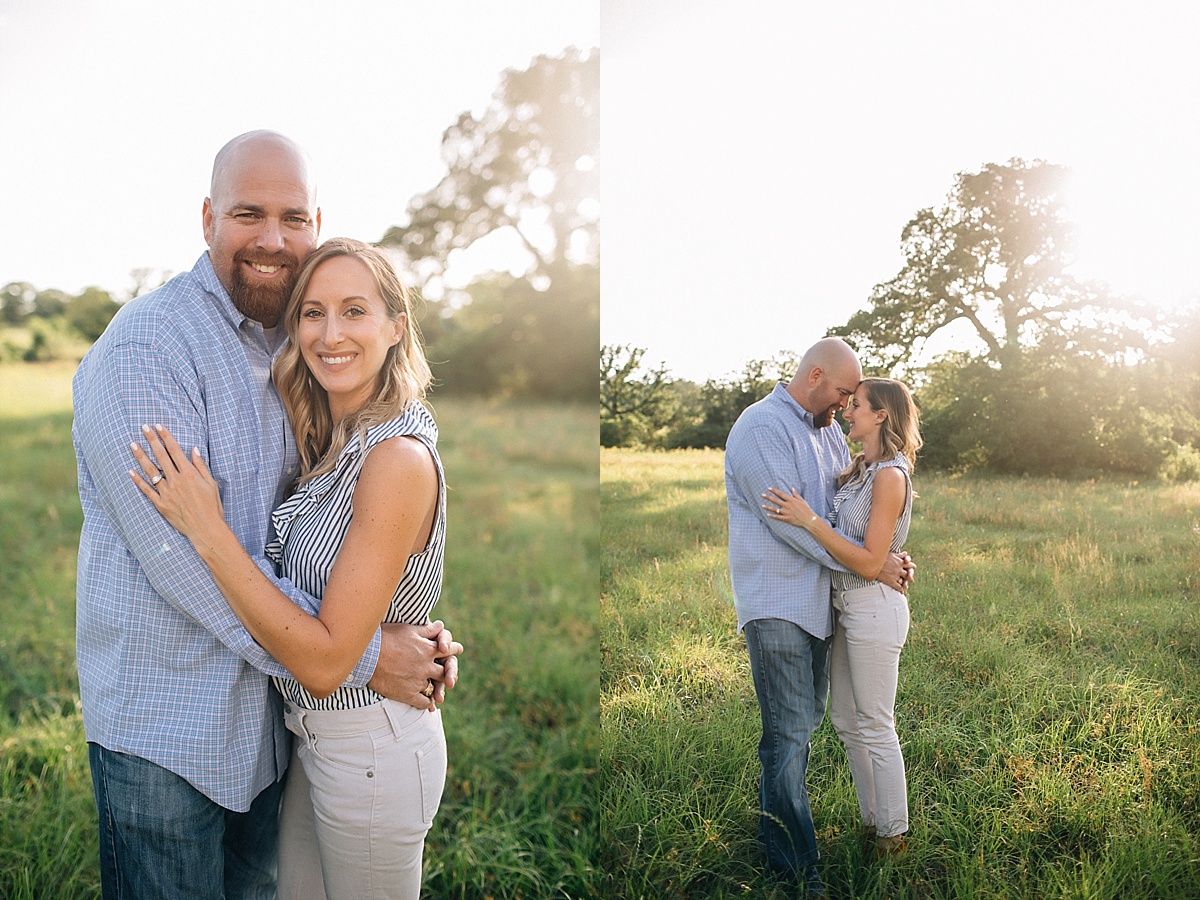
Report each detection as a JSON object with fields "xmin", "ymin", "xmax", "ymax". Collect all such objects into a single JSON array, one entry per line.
[
  {"xmin": 73, "ymin": 130, "xmax": 462, "ymax": 900},
  {"xmin": 724, "ymin": 337, "xmax": 910, "ymax": 895}
]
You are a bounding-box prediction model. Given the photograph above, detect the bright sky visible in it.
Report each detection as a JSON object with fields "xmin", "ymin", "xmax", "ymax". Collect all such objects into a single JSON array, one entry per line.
[
  {"xmin": 602, "ymin": 1, "xmax": 1200, "ymax": 382},
  {"xmin": 0, "ymin": 0, "xmax": 597, "ymax": 299}
]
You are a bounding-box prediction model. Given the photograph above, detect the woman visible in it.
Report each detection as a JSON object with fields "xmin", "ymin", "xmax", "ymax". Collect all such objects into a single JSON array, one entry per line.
[
  {"xmin": 762, "ymin": 377, "xmax": 921, "ymax": 859},
  {"xmin": 129, "ymin": 237, "xmax": 446, "ymax": 899}
]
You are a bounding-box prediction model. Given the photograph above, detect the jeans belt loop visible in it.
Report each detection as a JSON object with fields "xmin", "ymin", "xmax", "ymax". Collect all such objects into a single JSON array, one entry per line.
[
  {"xmin": 287, "ymin": 703, "xmax": 312, "ymax": 742},
  {"xmin": 382, "ymin": 699, "xmax": 405, "ymax": 741}
]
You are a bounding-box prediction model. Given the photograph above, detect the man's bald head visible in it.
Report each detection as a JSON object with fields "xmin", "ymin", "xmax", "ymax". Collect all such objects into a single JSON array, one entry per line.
[{"xmin": 209, "ymin": 130, "xmax": 317, "ymax": 208}]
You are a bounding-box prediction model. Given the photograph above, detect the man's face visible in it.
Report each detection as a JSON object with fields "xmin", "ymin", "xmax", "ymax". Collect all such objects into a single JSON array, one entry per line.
[
  {"xmin": 203, "ymin": 144, "xmax": 320, "ymax": 327},
  {"xmin": 811, "ymin": 366, "xmax": 859, "ymax": 428}
]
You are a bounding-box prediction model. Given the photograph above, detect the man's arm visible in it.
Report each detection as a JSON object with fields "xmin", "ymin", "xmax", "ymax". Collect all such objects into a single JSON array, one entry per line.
[{"xmin": 728, "ymin": 422, "xmax": 853, "ymax": 570}]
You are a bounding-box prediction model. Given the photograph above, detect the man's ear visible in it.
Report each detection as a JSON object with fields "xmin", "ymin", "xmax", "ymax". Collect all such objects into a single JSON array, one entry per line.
[{"xmin": 202, "ymin": 198, "xmax": 214, "ymax": 247}]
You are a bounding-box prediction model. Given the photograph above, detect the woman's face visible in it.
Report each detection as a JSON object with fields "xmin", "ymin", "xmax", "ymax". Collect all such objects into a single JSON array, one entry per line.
[
  {"xmin": 843, "ymin": 384, "xmax": 883, "ymax": 443},
  {"xmin": 296, "ymin": 255, "xmax": 403, "ymax": 421}
]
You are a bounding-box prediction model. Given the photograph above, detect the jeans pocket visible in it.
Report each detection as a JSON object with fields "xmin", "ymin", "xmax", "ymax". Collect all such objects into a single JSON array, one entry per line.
[
  {"xmin": 414, "ymin": 723, "xmax": 447, "ymax": 825},
  {"xmin": 302, "ymin": 728, "xmax": 378, "ymax": 779}
]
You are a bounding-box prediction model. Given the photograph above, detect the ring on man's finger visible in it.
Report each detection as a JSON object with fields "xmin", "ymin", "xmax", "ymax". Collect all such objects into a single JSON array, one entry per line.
[
  {"xmin": 420, "ymin": 679, "xmax": 435, "ymax": 699},
  {"xmin": 150, "ymin": 473, "xmax": 165, "ymax": 486}
]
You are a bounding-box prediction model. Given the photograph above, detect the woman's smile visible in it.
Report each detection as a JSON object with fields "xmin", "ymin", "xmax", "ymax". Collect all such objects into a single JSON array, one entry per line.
[{"xmin": 317, "ymin": 353, "xmax": 358, "ymax": 366}]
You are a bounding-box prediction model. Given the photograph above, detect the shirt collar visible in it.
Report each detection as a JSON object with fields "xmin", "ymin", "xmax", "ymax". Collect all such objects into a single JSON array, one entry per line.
[
  {"xmin": 194, "ymin": 251, "xmax": 249, "ymax": 332},
  {"xmin": 770, "ymin": 381, "xmax": 820, "ymax": 429}
]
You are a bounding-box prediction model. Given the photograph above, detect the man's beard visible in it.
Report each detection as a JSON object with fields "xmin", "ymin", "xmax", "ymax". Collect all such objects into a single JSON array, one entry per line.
[
  {"xmin": 228, "ymin": 251, "xmax": 299, "ymax": 326},
  {"xmin": 813, "ymin": 406, "xmax": 837, "ymax": 428}
]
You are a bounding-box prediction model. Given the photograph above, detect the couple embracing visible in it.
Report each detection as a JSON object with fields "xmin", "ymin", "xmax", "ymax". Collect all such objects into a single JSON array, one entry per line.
[
  {"xmin": 724, "ymin": 337, "xmax": 923, "ymax": 896},
  {"xmin": 74, "ymin": 131, "xmax": 457, "ymax": 900}
]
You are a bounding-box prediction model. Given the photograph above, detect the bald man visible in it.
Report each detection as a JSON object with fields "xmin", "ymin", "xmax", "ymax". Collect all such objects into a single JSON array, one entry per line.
[
  {"xmin": 724, "ymin": 338, "xmax": 910, "ymax": 895},
  {"xmin": 73, "ymin": 131, "xmax": 460, "ymax": 899}
]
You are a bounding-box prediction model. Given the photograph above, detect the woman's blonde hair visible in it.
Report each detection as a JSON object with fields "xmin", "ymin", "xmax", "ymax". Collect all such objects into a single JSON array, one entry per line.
[
  {"xmin": 837, "ymin": 377, "xmax": 923, "ymax": 487},
  {"xmin": 273, "ymin": 237, "xmax": 432, "ymax": 484}
]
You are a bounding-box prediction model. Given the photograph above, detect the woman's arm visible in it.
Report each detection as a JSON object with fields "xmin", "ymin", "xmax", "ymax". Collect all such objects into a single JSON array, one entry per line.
[
  {"xmin": 131, "ymin": 424, "xmax": 437, "ymax": 699},
  {"xmin": 763, "ymin": 466, "xmax": 906, "ymax": 581}
]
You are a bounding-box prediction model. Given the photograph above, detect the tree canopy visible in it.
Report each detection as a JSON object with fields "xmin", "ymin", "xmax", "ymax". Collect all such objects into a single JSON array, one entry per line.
[
  {"xmin": 600, "ymin": 350, "xmax": 801, "ymax": 450},
  {"xmin": 824, "ymin": 158, "xmax": 1191, "ymax": 475},
  {"xmin": 381, "ymin": 47, "xmax": 599, "ymax": 293},
  {"xmin": 832, "ymin": 158, "xmax": 1144, "ymax": 373}
]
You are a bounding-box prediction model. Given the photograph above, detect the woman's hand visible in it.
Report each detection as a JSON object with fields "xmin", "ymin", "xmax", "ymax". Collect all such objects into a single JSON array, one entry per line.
[
  {"xmin": 129, "ymin": 424, "xmax": 226, "ymax": 546},
  {"xmin": 762, "ymin": 486, "xmax": 821, "ymax": 530}
]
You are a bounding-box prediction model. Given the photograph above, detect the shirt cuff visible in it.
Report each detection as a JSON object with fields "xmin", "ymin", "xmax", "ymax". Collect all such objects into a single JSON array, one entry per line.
[{"xmin": 342, "ymin": 629, "xmax": 382, "ymax": 687}]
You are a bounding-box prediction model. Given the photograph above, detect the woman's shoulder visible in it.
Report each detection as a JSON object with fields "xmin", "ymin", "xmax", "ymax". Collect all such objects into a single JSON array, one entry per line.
[
  {"xmin": 354, "ymin": 432, "xmax": 438, "ymax": 511},
  {"xmin": 359, "ymin": 405, "xmax": 439, "ymax": 477},
  {"xmin": 872, "ymin": 462, "xmax": 907, "ymax": 484},
  {"xmin": 871, "ymin": 454, "xmax": 909, "ymax": 482},
  {"xmin": 868, "ymin": 458, "xmax": 910, "ymax": 504}
]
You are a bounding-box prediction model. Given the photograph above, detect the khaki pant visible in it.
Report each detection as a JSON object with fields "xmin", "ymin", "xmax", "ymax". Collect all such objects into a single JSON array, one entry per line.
[
  {"xmin": 830, "ymin": 583, "xmax": 910, "ymax": 839},
  {"xmin": 279, "ymin": 699, "xmax": 447, "ymax": 899}
]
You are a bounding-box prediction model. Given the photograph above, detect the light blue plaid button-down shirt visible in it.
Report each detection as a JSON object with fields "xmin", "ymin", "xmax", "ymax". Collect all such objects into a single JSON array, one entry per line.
[
  {"xmin": 73, "ymin": 252, "xmax": 381, "ymax": 812},
  {"xmin": 724, "ymin": 382, "xmax": 854, "ymax": 640}
]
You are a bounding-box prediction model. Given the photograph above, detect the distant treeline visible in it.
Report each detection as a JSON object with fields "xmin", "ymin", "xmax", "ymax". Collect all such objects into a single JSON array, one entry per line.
[
  {"xmin": 603, "ymin": 159, "xmax": 1200, "ymax": 480},
  {"xmin": 1, "ymin": 264, "xmax": 598, "ymax": 404},
  {"xmin": 601, "ymin": 331, "xmax": 1200, "ymax": 481}
]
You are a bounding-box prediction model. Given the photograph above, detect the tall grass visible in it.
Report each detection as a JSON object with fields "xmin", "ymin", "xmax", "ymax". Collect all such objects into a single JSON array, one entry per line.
[
  {"xmin": 601, "ymin": 448, "xmax": 1200, "ymax": 899},
  {"xmin": 0, "ymin": 362, "xmax": 598, "ymax": 899}
]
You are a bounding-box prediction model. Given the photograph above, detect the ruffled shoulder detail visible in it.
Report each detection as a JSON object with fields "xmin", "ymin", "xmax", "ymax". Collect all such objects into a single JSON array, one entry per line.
[
  {"xmin": 358, "ymin": 401, "xmax": 438, "ymax": 454},
  {"xmin": 266, "ymin": 402, "xmax": 438, "ymax": 565},
  {"xmin": 874, "ymin": 453, "xmax": 910, "ymax": 475}
]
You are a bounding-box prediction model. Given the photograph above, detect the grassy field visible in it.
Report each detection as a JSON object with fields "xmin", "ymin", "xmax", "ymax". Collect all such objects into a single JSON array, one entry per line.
[
  {"xmin": 601, "ymin": 448, "xmax": 1200, "ymax": 899},
  {"xmin": 0, "ymin": 361, "xmax": 598, "ymax": 899}
]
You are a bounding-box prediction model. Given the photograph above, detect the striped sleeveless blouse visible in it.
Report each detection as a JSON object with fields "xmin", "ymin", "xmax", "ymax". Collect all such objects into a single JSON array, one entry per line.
[
  {"xmin": 265, "ymin": 402, "xmax": 446, "ymax": 710},
  {"xmin": 830, "ymin": 454, "xmax": 912, "ymax": 593}
]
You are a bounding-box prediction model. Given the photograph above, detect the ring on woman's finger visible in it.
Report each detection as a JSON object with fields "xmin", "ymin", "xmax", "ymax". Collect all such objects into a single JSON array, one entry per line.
[
  {"xmin": 150, "ymin": 472, "xmax": 165, "ymax": 486},
  {"xmin": 420, "ymin": 679, "xmax": 435, "ymax": 699}
]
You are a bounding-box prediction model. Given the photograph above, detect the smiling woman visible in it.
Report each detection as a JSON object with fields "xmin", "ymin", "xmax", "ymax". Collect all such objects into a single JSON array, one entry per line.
[
  {"xmin": 275, "ymin": 237, "xmax": 433, "ymax": 481},
  {"xmin": 296, "ymin": 254, "xmax": 404, "ymax": 422}
]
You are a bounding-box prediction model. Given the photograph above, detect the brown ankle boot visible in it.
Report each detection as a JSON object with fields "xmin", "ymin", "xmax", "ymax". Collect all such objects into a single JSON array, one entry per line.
[{"xmin": 873, "ymin": 833, "xmax": 908, "ymax": 861}]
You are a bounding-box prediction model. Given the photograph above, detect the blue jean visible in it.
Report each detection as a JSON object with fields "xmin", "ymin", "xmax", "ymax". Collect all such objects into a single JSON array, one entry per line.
[
  {"xmin": 88, "ymin": 743, "xmax": 284, "ymax": 900},
  {"xmin": 744, "ymin": 618, "xmax": 831, "ymax": 876}
]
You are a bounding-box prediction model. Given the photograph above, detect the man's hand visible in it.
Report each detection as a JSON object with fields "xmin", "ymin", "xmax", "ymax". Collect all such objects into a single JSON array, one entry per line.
[
  {"xmin": 900, "ymin": 551, "xmax": 916, "ymax": 590},
  {"xmin": 878, "ymin": 551, "xmax": 916, "ymax": 594},
  {"xmin": 368, "ymin": 620, "xmax": 464, "ymax": 711}
]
